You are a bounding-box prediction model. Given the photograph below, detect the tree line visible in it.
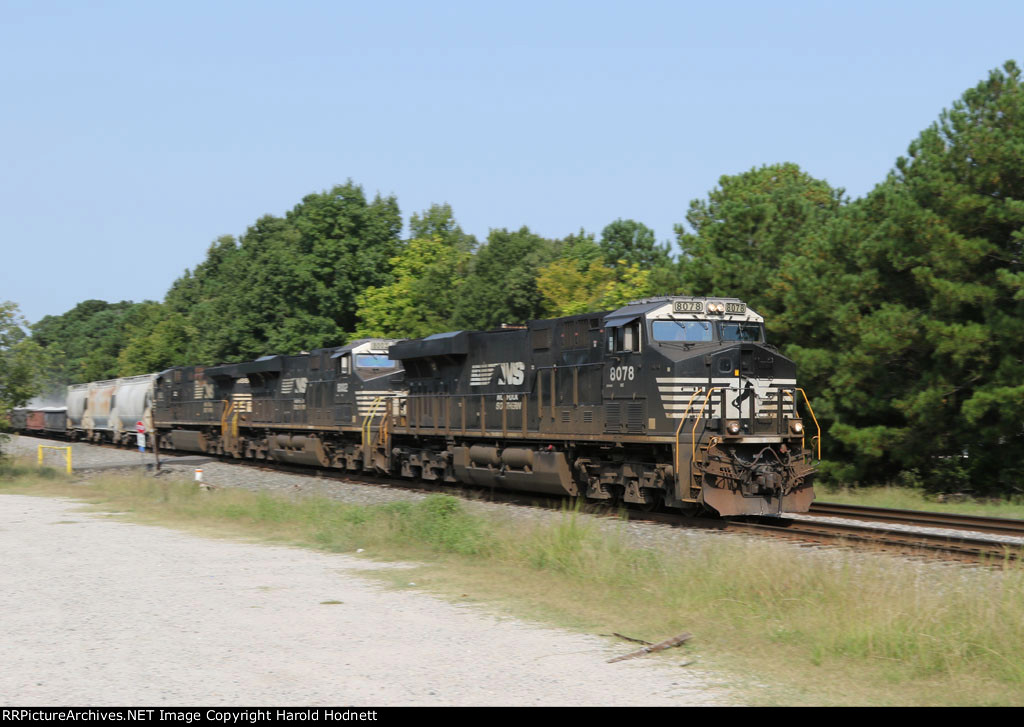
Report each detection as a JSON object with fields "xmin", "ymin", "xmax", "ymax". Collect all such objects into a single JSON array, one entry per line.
[{"xmin": 5, "ymin": 61, "xmax": 1023, "ymax": 494}]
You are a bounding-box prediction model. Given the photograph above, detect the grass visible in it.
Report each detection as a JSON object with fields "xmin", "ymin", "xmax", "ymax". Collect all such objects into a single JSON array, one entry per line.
[
  {"xmin": 820, "ymin": 484, "xmax": 1024, "ymax": 519},
  {"xmin": 3, "ymin": 458, "xmax": 1024, "ymax": 705}
]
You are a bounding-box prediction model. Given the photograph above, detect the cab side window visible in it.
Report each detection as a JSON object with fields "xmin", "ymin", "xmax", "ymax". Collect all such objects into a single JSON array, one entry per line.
[
  {"xmin": 607, "ymin": 321, "xmax": 641, "ymax": 353},
  {"xmin": 622, "ymin": 322, "xmax": 638, "ymax": 352}
]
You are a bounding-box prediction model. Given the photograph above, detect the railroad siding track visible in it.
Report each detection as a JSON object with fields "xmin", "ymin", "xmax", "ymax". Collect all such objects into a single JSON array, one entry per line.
[
  {"xmin": 808, "ymin": 502, "xmax": 1024, "ymax": 537},
  {"xmin": 730, "ymin": 516, "xmax": 1024, "ymax": 564}
]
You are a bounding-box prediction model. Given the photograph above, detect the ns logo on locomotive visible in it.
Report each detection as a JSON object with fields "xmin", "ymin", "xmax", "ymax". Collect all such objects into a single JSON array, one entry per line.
[{"xmin": 14, "ymin": 297, "xmax": 819, "ymax": 517}]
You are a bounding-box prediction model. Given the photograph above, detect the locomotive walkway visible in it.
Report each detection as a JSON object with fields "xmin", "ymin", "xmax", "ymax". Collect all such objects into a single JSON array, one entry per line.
[{"xmin": 0, "ymin": 494, "xmax": 729, "ymax": 706}]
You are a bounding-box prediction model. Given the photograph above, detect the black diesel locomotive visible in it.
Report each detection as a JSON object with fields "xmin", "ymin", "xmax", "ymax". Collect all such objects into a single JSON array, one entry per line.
[{"xmin": 152, "ymin": 296, "xmax": 818, "ymax": 516}]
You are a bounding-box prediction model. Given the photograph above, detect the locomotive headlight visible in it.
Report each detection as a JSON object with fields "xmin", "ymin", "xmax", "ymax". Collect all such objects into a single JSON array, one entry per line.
[
  {"xmin": 726, "ymin": 420, "xmax": 741, "ymax": 435},
  {"xmin": 789, "ymin": 420, "xmax": 804, "ymax": 435}
]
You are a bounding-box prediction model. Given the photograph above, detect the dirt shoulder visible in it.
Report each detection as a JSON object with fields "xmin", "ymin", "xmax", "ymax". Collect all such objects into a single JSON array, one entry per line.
[{"xmin": 0, "ymin": 494, "xmax": 729, "ymax": 706}]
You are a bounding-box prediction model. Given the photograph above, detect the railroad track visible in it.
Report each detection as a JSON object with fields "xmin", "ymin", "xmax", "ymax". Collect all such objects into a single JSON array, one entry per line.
[
  {"xmin": 727, "ymin": 515, "xmax": 1024, "ymax": 564},
  {"xmin": 144, "ymin": 449, "xmax": 1024, "ymax": 565},
  {"xmin": 808, "ymin": 501, "xmax": 1024, "ymax": 537},
  {"xmin": 24, "ymin": 435, "xmax": 1024, "ymax": 565}
]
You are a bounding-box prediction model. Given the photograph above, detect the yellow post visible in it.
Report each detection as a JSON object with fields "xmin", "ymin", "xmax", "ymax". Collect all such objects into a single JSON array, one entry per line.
[{"xmin": 37, "ymin": 445, "xmax": 72, "ymax": 474}]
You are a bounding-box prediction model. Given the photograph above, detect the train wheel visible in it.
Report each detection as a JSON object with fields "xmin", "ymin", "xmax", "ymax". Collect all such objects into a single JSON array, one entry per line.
[{"xmin": 635, "ymin": 490, "xmax": 664, "ymax": 513}]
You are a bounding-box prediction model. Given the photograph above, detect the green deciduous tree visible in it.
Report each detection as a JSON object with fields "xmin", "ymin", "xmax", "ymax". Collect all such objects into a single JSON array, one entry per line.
[
  {"xmin": 1, "ymin": 302, "xmax": 47, "ymax": 430},
  {"xmin": 409, "ymin": 203, "xmax": 477, "ymax": 252},
  {"xmin": 600, "ymin": 218, "xmax": 671, "ymax": 269},
  {"xmin": 537, "ymin": 258, "xmax": 654, "ymax": 316},
  {"xmin": 31, "ymin": 299, "xmax": 153, "ymax": 383},
  {"xmin": 537, "ymin": 232, "xmax": 656, "ymax": 316},
  {"xmin": 355, "ymin": 235, "xmax": 473, "ymax": 339},
  {"xmin": 164, "ymin": 181, "xmax": 404, "ymax": 363},
  {"xmin": 116, "ymin": 303, "xmax": 196, "ymax": 376},
  {"xmin": 453, "ymin": 227, "xmax": 558, "ymax": 329}
]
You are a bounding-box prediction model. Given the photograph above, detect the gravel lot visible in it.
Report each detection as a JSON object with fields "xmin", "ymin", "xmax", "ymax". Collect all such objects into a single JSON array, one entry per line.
[
  {"xmin": 0, "ymin": 495, "xmax": 728, "ymax": 706},
  {"xmin": 2, "ymin": 437, "xmax": 732, "ymax": 706}
]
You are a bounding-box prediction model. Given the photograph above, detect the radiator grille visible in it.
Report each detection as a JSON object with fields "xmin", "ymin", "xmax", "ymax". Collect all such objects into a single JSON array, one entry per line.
[
  {"xmin": 626, "ymin": 403, "xmax": 646, "ymax": 432},
  {"xmin": 604, "ymin": 403, "xmax": 621, "ymax": 432}
]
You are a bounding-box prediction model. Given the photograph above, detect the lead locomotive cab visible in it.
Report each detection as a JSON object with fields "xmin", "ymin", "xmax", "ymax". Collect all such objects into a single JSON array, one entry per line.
[{"xmin": 602, "ymin": 296, "xmax": 817, "ymax": 515}]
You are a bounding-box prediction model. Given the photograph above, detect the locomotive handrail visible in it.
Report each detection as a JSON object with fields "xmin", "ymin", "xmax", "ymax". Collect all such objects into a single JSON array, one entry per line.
[
  {"xmin": 797, "ymin": 388, "xmax": 821, "ymax": 459},
  {"xmin": 220, "ymin": 399, "xmax": 234, "ymax": 435},
  {"xmin": 376, "ymin": 398, "xmax": 391, "ymax": 447},
  {"xmin": 533, "ymin": 362, "xmax": 605, "ymax": 370},
  {"xmin": 402, "ymin": 390, "xmax": 532, "ymax": 399},
  {"xmin": 674, "ymin": 387, "xmax": 706, "ymax": 484},
  {"xmin": 783, "ymin": 388, "xmax": 821, "ymax": 459},
  {"xmin": 691, "ymin": 387, "xmax": 725, "ymax": 467},
  {"xmin": 361, "ymin": 396, "xmax": 385, "ymax": 453}
]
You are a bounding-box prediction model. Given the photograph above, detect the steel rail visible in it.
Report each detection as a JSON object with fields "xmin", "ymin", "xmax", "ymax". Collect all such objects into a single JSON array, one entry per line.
[
  {"xmin": 809, "ymin": 501, "xmax": 1024, "ymax": 537},
  {"xmin": 727, "ymin": 516, "xmax": 1024, "ymax": 563}
]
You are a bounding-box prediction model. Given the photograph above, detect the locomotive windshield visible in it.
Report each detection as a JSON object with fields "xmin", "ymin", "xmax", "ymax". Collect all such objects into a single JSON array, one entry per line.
[
  {"xmin": 720, "ymin": 322, "xmax": 764, "ymax": 342},
  {"xmin": 651, "ymin": 320, "xmax": 713, "ymax": 342},
  {"xmin": 356, "ymin": 354, "xmax": 397, "ymax": 368},
  {"xmin": 651, "ymin": 319, "xmax": 765, "ymax": 343}
]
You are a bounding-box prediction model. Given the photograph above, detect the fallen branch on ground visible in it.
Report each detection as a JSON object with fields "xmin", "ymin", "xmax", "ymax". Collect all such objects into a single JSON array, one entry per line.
[
  {"xmin": 608, "ymin": 632, "xmax": 652, "ymax": 645},
  {"xmin": 607, "ymin": 632, "xmax": 691, "ymax": 663}
]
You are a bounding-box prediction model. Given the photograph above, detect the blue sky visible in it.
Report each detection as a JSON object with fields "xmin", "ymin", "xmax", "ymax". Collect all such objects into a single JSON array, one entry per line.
[{"xmin": 2, "ymin": 0, "xmax": 1023, "ymax": 324}]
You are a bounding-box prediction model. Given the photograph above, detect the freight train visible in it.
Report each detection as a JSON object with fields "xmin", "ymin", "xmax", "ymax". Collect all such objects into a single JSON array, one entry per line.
[{"xmin": 10, "ymin": 297, "xmax": 819, "ymax": 516}]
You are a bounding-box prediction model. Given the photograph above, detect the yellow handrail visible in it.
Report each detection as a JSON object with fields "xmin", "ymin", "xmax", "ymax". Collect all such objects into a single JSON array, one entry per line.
[
  {"xmin": 797, "ymin": 387, "xmax": 821, "ymax": 459},
  {"xmin": 783, "ymin": 388, "xmax": 821, "ymax": 459},
  {"xmin": 674, "ymin": 387, "xmax": 705, "ymax": 483},
  {"xmin": 691, "ymin": 387, "xmax": 725, "ymax": 466},
  {"xmin": 220, "ymin": 399, "xmax": 234, "ymax": 436},
  {"xmin": 361, "ymin": 396, "xmax": 384, "ymax": 451},
  {"xmin": 376, "ymin": 398, "xmax": 391, "ymax": 447}
]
